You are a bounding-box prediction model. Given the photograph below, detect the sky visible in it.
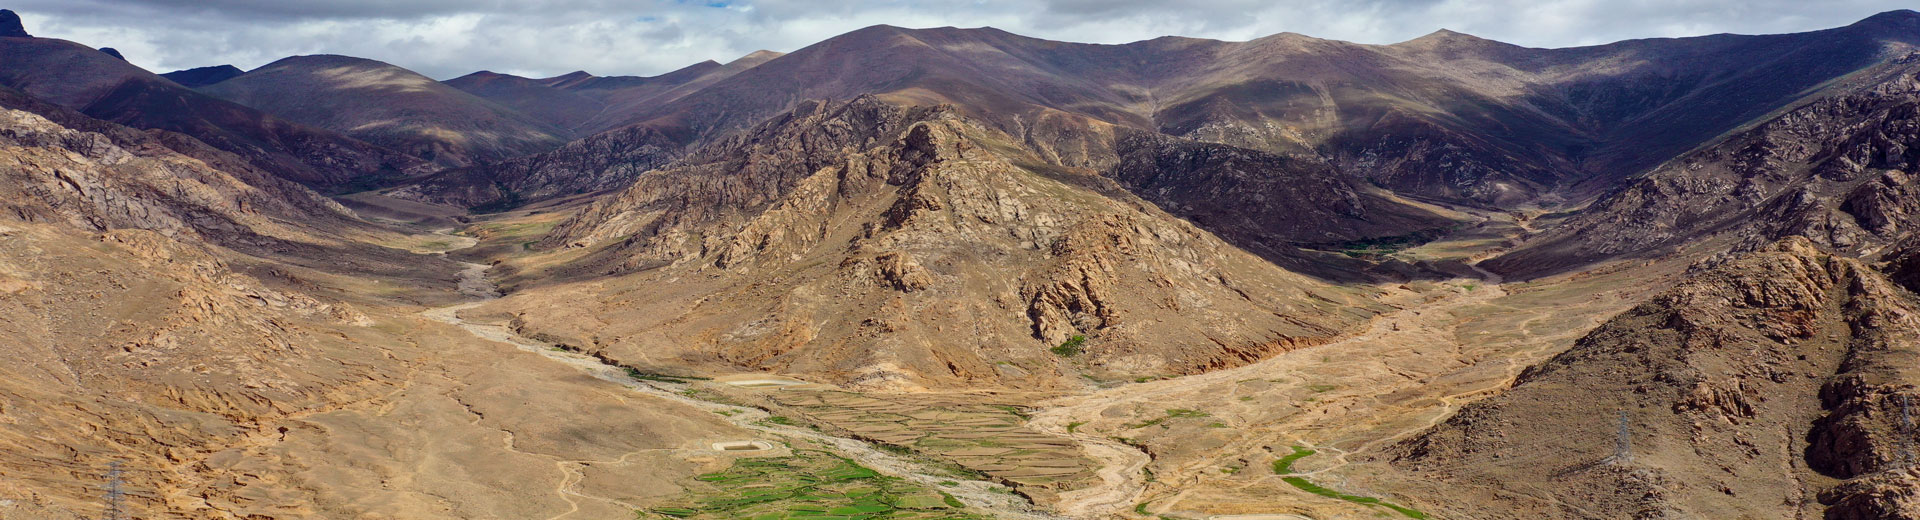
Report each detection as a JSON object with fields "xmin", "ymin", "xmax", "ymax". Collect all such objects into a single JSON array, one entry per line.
[{"xmin": 10, "ymin": 0, "xmax": 1915, "ymax": 80}]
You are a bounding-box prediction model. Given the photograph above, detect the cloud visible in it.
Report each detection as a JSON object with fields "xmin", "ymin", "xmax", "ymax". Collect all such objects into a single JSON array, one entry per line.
[{"xmin": 7, "ymin": 0, "xmax": 1912, "ymax": 80}]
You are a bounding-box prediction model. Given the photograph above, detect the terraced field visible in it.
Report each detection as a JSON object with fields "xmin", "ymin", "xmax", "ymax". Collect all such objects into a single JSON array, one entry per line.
[
  {"xmin": 646, "ymin": 448, "xmax": 985, "ymax": 520},
  {"xmin": 754, "ymin": 391, "xmax": 1099, "ymax": 502}
]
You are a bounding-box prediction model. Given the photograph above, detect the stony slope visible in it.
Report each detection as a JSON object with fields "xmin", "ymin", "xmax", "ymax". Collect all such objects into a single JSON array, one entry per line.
[
  {"xmin": 475, "ymin": 97, "xmax": 1396, "ymax": 389},
  {"xmin": 201, "ymin": 55, "xmax": 570, "ymax": 168},
  {"xmin": 1391, "ymin": 238, "xmax": 1920, "ymax": 519},
  {"xmin": 1488, "ymin": 52, "xmax": 1920, "ymax": 278}
]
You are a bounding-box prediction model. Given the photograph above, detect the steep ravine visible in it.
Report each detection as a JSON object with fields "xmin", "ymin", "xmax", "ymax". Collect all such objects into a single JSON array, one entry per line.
[{"xmin": 422, "ymin": 235, "xmax": 1071, "ymax": 520}]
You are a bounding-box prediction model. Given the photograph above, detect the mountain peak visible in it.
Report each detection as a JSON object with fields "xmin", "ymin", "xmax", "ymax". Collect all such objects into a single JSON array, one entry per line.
[
  {"xmin": 98, "ymin": 47, "xmax": 125, "ymax": 61},
  {"xmin": 0, "ymin": 9, "xmax": 27, "ymax": 38}
]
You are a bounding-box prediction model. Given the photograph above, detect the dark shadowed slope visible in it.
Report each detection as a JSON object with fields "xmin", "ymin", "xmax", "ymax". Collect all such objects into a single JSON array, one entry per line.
[
  {"xmin": 201, "ymin": 55, "xmax": 571, "ymax": 168},
  {"xmin": 0, "ymin": 21, "xmax": 427, "ymax": 189},
  {"xmin": 1487, "ymin": 48, "xmax": 1920, "ymax": 278},
  {"xmin": 446, "ymin": 50, "xmax": 784, "ymax": 136},
  {"xmin": 160, "ymin": 64, "xmax": 243, "ymax": 87}
]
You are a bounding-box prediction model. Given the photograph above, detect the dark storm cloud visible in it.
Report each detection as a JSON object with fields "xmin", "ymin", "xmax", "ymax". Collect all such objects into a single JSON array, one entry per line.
[{"xmin": 7, "ymin": 0, "xmax": 1913, "ymax": 80}]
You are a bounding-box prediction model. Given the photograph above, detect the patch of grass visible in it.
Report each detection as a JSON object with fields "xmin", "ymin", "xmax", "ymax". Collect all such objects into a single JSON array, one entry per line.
[
  {"xmin": 1271, "ymin": 446, "xmax": 1316, "ymax": 474},
  {"xmin": 645, "ymin": 449, "xmax": 988, "ymax": 519},
  {"xmin": 762, "ymin": 416, "xmax": 798, "ymax": 426},
  {"xmin": 1066, "ymin": 421, "xmax": 1086, "ymax": 434},
  {"xmin": 988, "ymin": 404, "xmax": 1030, "ymax": 419},
  {"xmin": 1268, "ymin": 446, "xmax": 1428, "ymax": 519},
  {"xmin": 1306, "ymin": 384, "xmax": 1339, "ymax": 393},
  {"xmin": 1280, "ymin": 477, "xmax": 1429, "ymax": 519},
  {"xmin": 623, "ymin": 367, "xmax": 711, "ymax": 384},
  {"xmin": 1050, "ymin": 335, "xmax": 1087, "ymax": 357}
]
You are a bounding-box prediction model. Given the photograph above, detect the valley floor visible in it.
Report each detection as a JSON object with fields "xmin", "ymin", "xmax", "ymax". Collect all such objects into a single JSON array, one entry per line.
[{"xmin": 411, "ymin": 207, "xmax": 1683, "ymax": 520}]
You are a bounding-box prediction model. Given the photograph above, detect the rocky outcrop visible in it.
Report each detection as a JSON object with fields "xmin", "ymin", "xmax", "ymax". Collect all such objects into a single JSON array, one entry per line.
[
  {"xmin": 0, "ymin": 9, "xmax": 26, "ymax": 38},
  {"xmin": 0, "ymin": 92, "xmax": 360, "ymax": 246},
  {"xmin": 1392, "ymin": 239, "xmax": 1920, "ymax": 520},
  {"xmin": 1489, "ymin": 56, "xmax": 1920, "ymax": 277},
  {"xmin": 481, "ymin": 96, "xmax": 1383, "ymax": 389},
  {"xmin": 386, "ymin": 123, "xmax": 680, "ymax": 208}
]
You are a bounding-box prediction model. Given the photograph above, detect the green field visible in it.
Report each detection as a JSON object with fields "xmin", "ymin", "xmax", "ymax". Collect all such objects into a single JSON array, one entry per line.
[{"xmin": 643, "ymin": 449, "xmax": 988, "ymax": 520}]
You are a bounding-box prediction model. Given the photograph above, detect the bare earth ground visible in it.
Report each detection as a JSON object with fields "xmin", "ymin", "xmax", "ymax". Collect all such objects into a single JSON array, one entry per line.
[{"xmin": 420, "ymin": 205, "xmax": 1691, "ymax": 520}]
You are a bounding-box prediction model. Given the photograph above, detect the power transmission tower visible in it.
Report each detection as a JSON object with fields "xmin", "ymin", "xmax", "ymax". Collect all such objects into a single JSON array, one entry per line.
[
  {"xmin": 1611, "ymin": 411, "xmax": 1632, "ymax": 465},
  {"xmin": 101, "ymin": 460, "xmax": 126, "ymax": 520}
]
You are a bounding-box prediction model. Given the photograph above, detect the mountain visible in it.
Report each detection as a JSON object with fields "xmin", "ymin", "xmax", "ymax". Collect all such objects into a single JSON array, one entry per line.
[
  {"xmin": 575, "ymin": 15, "xmax": 1920, "ymax": 206},
  {"xmin": 1392, "ymin": 239, "xmax": 1920, "ymax": 519},
  {"xmin": 1487, "ymin": 49, "xmax": 1920, "ymax": 278},
  {"xmin": 200, "ymin": 55, "xmax": 571, "ymax": 168},
  {"xmin": 160, "ymin": 64, "xmax": 243, "ymax": 87},
  {"xmin": 408, "ymin": 12, "xmax": 1920, "ymax": 215},
  {"xmin": 441, "ymin": 70, "xmax": 606, "ymax": 132},
  {"xmin": 445, "ymin": 50, "xmax": 784, "ymax": 136},
  {"xmin": 474, "ymin": 96, "xmax": 1402, "ymax": 388},
  {"xmin": 0, "ymin": 19, "xmax": 427, "ymax": 189}
]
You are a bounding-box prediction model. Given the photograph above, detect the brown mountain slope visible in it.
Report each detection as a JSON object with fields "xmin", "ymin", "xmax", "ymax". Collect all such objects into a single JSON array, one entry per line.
[
  {"xmin": 446, "ymin": 50, "xmax": 784, "ymax": 136},
  {"xmin": 473, "ymin": 96, "xmax": 1398, "ymax": 389},
  {"xmin": 1390, "ymin": 238, "xmax": 1920, "ymax": 519},
  {"xmin": 201, "ymin": 55, "xmax": 570, "ymax": 168},
  {"xmin": 1487, "ymin": 52, "xmax": 1920, "ymax": 278},
  {"xmin": 441, "ymin": 70, "xmax": 607, "ymax": 132},
  {"xmin": 576, "ymin": 12, "xmax": 1920, "ymax": 206},
  {"xmin": 0, "ymin": 25, "xmax": 427, "ymax": 189}
]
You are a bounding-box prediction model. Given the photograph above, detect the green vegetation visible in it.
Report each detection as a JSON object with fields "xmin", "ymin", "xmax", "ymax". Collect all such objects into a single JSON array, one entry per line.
[
  {"xmin": 643, "ymin": 449, "xmax": 987, "ymax": 519},
  {"xmin": 624, "ymin": 367, "xmax": 711, "ymax": 384},
  {"xmin": 1306, "ymin": 384, "xmax": 1339, "ymax": 393},
  {"xmin": 1050, "ymin": 335, "xmax": 1087, "ymax": 357},
  {"xmin": 1065, "ymin": 421, "xmax": 1086, "ymax": 434},
  {"xmin": 1269, "ymin": 446, "xmax": 1428, "ymax": 519},
  {"xmin": 1270, "ymin": 446, "xmax": 1316, "ymax": 474},
  {"xmin": 1125, "ymin": 409, "xmax": 1211, "ymax": 429}
]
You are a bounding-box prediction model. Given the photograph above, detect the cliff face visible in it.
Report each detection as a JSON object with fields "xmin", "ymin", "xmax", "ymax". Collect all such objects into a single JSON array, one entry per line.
[
  {"xmin": 478, "ymin": 97, "xmax": 1391, "ymax": 389},
  {"xmin": 1392, "ymin": 238, "xmax": 1920, "ymax": 520}
]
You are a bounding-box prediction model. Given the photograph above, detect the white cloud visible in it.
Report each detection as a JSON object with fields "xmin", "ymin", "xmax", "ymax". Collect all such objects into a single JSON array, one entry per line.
[{"xmin": 7, "ymin": 0, "xmax": 1912, "ymax": 79}]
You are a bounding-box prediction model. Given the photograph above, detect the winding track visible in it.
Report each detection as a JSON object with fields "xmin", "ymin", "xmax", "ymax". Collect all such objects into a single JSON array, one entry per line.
[{"xmin": 423, "ymin": 233, "xmax": 1068, "ymax": 520}]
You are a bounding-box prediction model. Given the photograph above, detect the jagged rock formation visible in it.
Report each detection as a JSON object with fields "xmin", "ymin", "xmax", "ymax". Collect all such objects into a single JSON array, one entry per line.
[
  {"xmin": 160, "ymin": 64, "xmax": 243, "ymax": 88},
  {"xmin": 1391, "ymin": 239, "xmax": 1920, "ymax": 520},
  {"xmin": 1490, "ymin": 52, "xmax": 1920, "ymax": 277},
  {"xmin": 479, "ymin": 97, "xmax": 1388, "ymax": 389},
  {"xmin": 0, "ymin": 9, "xmax": 26, "ymax": 38},
  {"xmin": 200, "ymin": 55, "xmax": 571, "ymax": 168}
]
